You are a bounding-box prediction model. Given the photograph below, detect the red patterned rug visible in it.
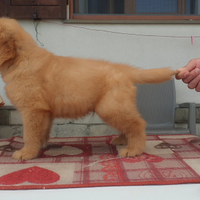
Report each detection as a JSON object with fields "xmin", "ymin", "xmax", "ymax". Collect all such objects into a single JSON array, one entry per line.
[{"xmin": 1, "ymin": 135, "xmax": 200, "ymax": 190}]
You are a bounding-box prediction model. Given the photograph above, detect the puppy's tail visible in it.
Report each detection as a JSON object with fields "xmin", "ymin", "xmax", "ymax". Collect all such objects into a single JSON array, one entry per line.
[{"xmin": 132, "ymin": 67, "xmax": 177, "ymax": 84}]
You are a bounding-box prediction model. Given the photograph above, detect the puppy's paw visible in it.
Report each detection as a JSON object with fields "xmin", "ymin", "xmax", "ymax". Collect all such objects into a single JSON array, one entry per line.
[
  {"xmin": 111, "ymin": 134, "xmax": 128, "ymax": 145},
  {"xmin": 119, "ymin": 148, "xmax": 143, "ymax": 157},
  {"xmin": 12, "ymin": 149, "xmax": 38, "ymax": 161}
]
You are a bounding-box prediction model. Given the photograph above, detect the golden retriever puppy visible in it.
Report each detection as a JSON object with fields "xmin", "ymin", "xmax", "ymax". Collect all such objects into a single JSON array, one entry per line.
[{"xmin": 0, "ymin": 18, "xmax": 176, "ymax": 160}]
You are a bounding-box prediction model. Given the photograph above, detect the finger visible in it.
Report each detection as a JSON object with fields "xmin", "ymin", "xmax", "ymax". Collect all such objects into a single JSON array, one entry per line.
[
  {"xmin": 188, "ymin": 75, "xmax": 200, "ymax": 89},
  {"xmin": 184, "ymin": 59, "xmax": 198, "ymax": 72},
  {"xmin": 175, "ymin": 70, "xmax": 189, "ymax": 80},
  {"xmin": 195, "ymin": 81, "xmax": 200, "ymax": 92},
  {"xmin": 182, "ymin": 68, "xmax": 200, "ymax": 83}
]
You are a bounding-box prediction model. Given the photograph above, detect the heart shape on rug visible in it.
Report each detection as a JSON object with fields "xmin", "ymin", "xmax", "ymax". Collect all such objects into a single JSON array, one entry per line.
[
  {"xmin": 0, "ymin": 166, "xmax": 60, "ymax": 185},
  {"xmin": 44, "ymin": 145, "xmax": 83, "ymax": 156}
]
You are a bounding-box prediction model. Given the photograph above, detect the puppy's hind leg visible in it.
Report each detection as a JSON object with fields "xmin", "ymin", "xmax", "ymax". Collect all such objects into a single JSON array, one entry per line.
[
  {"xmin": 96, "ymin": 92, "xmax": 146, "ymax": 157},
  {"xmin": 118, "ymin": 117, "xmax": 146, "ymax": 157},
  {"xmin": 12, "ymin": 110, "xmax": 53, "ymax": 160},
  {"xmin": 112, "ymin": 133, "xmax": 128, "ymax": 145}
]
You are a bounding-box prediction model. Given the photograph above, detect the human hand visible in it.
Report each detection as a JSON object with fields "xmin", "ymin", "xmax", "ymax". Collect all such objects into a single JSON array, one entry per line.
[{"xmin": 176, "ymin": 58, "xmax": 200, "ymax": 92}]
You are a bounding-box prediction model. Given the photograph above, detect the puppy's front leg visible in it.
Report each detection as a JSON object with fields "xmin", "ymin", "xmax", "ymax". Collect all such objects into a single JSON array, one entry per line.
[{"xmin": 12, "ymin": 110, "xmax": 52, "ymax": 160}]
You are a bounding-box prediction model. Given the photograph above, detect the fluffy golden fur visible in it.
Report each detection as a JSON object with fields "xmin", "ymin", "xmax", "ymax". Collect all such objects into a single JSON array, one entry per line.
[{"xmin": 0, "ymin": 18, "xmax": 176, "ymax": 160}]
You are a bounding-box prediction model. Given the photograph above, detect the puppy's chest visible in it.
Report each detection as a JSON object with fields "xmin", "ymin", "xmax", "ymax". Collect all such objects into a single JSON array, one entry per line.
[{"xmin": 5, "ymin": 82, "xmax": 30, "ymax": 105}]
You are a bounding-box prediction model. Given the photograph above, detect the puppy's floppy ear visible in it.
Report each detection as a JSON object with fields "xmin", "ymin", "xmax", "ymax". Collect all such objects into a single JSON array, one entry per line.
[{"xmin": 0, "ymin": 32, "xmax": 17, "ymax": 66}]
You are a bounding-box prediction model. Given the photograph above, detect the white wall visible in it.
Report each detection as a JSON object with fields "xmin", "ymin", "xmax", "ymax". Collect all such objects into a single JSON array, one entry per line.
[{"xmin": 0, "ymin": 20, "xmax": 200, "ymax": 105}]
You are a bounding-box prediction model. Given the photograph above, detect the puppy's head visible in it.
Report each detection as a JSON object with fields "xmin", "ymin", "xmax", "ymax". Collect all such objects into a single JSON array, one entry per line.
[{"xmin": 0, "ymin": 18, "xmax": 19, "ymax": 66}]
